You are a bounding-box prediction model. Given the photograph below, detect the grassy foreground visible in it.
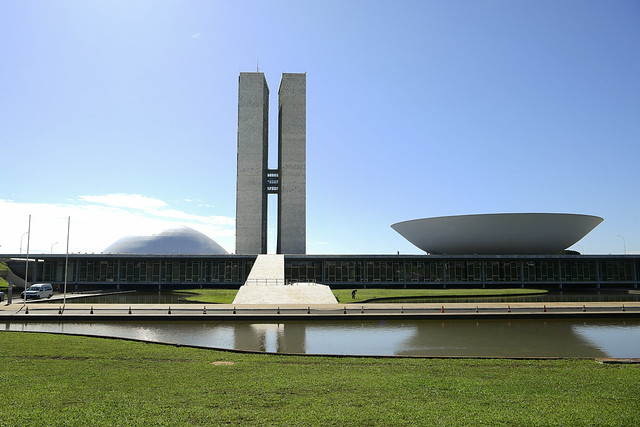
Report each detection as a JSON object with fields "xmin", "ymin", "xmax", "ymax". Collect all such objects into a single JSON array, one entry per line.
[
  {"xmin": 181, "ymin": 288, "xmax": 547, "ymax": 304},
  {"xmin": 1, "ymin": 332, "xmax": 638, "ymax": 426}
]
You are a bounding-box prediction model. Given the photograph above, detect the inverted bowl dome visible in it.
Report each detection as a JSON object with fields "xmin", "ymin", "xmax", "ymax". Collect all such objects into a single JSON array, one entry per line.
[
  {"xmin": 391, "ymin": 213, "xmax": 603, "ymax": 255},
  {"xmin": 104, "ymin": 227, "xmax": 228, "ymax": 255}
]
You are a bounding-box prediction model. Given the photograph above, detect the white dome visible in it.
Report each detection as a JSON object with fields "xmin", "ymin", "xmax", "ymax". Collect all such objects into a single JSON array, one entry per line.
[
  {"xmin": 391, "ymin": 213, "xmax": 603, "ymax": 255},
  {"xmin": 104, "ymin": 227, "xmax": 228, "ymax": 255}
]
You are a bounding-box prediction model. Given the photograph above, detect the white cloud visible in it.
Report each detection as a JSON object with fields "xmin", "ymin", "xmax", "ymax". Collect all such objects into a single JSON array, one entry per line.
[
  {"xmin": 144, "ymin": 207, "xmax": 234, "ymax": 226},
  {"xmin": 79, "ymin": 193, "xmax": 167, "ymax": 210},
  {"xmin": 0, "ymin": 195, "xmax": 235, "ymax": 254}
]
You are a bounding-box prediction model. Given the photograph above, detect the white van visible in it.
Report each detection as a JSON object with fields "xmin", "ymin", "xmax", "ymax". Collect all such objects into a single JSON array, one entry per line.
[{"xmin": 21, "ymin": 283, "xmax": 54, "ymax": 300}]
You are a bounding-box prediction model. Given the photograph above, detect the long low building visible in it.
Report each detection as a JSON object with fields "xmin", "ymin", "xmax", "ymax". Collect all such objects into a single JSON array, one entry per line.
[{"xmin": 4, "ymin": 254, "xmax": 639, "ymax": 292}]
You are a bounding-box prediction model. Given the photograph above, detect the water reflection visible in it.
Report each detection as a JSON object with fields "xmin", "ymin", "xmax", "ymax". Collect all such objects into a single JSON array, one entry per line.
[
  {"xmin": 573, "ymin": 322, "xmax": 640, "ymax": 358},
  {"xmin": 3, "ymin": 319, "xmax": 639, "ymax": 357},
  {"xmin": 395, "ymin": 319, "xmax": 609, "ymax": 358},
  {"xmin": 232, "ymin": 323, "xmax": 308, "ymax": 353},
  {"xmin": 306, "ymin": 321, "xmax": 415, "ymax": 356}
]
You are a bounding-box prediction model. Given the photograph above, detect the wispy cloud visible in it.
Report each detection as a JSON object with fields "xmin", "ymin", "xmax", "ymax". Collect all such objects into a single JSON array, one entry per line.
[{"xmin": 79, "ymin": 193, "xmax": 167, "ymax": 210}]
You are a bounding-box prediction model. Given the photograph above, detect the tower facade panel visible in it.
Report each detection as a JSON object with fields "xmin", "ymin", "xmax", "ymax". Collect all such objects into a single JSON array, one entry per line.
[
  {"xmin": 236, "ymin": 72, "xmax": 269, "ymax": 254},
  {"xmin": 277, "ymin": 73, "xmax": 306, "ymax": 254}
]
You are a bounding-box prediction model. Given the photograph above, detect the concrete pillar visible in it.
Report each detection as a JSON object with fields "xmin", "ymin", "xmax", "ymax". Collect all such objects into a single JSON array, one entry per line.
[
  {"xmin": 236, "ymin": 72, "xmax": 269, "ymax": 254},
  {"xmin": 277, "ymin": 73, "xmax": 306, "ymax": 254}
]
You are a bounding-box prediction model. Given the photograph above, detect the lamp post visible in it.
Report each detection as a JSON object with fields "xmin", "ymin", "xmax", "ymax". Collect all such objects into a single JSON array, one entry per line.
[
  {"xmin": 50, "ymin": 242, "xmax": 59, "ymax": 254},
  {"xmin": 617, "ymin": 235, "xmax": 627, "ymax": 255},
  {"xmin": 63, "ymin": 216, "xmax": 70, "ymax": 309},
  {"xmin": 24, "ymin": 215, "xmax": 31, "ymax": 305},
  {"xmin": 20, "ymin": 232, "xmax": 28, "ymax": 254}
]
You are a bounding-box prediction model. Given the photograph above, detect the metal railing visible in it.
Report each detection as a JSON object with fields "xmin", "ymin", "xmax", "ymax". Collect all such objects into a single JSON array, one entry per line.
[
  {"xmin": 7, "ymin": 303, "xmax": 637, "ymax": 318},
  {"xmin": 243, "ymin": 279, "xmax": 317, "ymax": 286},
  {"xmin": 243, "ymin": 279, "xmax": 287, "ymax": 286}
]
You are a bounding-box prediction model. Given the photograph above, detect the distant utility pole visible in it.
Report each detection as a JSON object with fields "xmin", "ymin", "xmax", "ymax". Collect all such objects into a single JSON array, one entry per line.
[{"xmin": 617, "ymin": 235, "xmax": 627, "ymax": 255}]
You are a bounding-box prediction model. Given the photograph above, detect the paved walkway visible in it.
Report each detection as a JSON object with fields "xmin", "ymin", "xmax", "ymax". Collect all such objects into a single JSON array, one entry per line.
[
  {"xmin": 1, "ymin": 301, "xmax": 638, "ymax": 320},
  {"xmin": 2, "ymin": 291, "xmax": 133, "ymax": 305},
  {"xmin": 233, "ymin": 255, "xmax": 338, "ymax": 304}
]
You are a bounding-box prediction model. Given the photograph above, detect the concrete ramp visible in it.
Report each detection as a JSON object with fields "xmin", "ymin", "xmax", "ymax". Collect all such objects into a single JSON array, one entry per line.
[
  {"xmin": 245, "ymin": 254, "xmax": 285, "ymax": 285},
  {"xmin": 233, "ymin": 255, "xmax": 338, "ymax": 305}
]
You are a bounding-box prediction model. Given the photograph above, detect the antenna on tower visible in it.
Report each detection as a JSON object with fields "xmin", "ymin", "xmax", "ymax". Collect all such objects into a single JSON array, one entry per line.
[{"xmin": 256, "ymin": 58, "xmax": 260, "ymax": 72}]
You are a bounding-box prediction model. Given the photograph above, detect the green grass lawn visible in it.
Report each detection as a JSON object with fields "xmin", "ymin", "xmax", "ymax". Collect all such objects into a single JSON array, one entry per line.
[
  {"xmin": 0, "ymin": 332, "xmax": 638, "ymax": 426},
  {"xmin": 181, "ymin": 288, "xmax": 239, "ymax": 304},
  {"xmin": 0, "ymin": 261, "xmax": 9, "ymax": 290},
  {"xmin": 181, "ymin": 288, "xmax": 546, "ymax": 304},
  {"xmin": 333, "ymin": 288, "xmax": 546, "ymax": 303}
]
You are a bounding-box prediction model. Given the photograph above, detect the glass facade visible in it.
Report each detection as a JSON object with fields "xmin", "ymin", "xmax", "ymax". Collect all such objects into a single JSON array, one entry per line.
[
  {"xmin": 284, "ymin": 256, "xmax": 639, "ymax": 290},
  {"xmin": 560, "ymin": 260, "xmax": 598, "ymax": 282},
  {"xmin": 27, "ymin": 255, "xmax": 640, "ymax": 290},
  {"xmin": 38, "ymin": 257, "xmax": 251, "ymax": 288},
  {"xmin": 286, "ymin": 260, "xmax": 322, "ymax": 283}
]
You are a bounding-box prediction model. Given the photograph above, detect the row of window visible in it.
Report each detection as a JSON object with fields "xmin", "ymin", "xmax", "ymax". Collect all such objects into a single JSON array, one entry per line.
[
  {"xmin": 38, "ymin": 258, "xmax": 638, "ymax": 285},
  {"xmin": 41, "ymin": 260, "xmax": 249, "ymax": 283},
  {"xmin": 288, "ymin": 260, "xmax": 638, "ymax": 283}
]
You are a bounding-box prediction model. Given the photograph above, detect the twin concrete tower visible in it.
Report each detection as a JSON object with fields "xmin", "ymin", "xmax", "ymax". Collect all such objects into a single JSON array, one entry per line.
[{"xmin": 235, "ymin": 72, "xmax": 306, "ymax": 254}]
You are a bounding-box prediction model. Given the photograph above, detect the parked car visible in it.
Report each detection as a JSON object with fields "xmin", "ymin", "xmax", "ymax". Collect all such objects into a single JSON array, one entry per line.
[{"xmin": 21, "ymin": 283, "xmax": 54, "ymax": 300}]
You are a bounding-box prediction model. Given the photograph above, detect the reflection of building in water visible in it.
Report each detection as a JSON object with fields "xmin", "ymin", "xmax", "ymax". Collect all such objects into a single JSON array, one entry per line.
[
  {"xmin": 233, "ymin": 324, "xmax": 265, "ymax": 352},
  {"xmin": 233, "ymin": 323, "xmax": 306, "ymax": 354},
  {"xmin": 396, "ymin": 319, "xmax": 608, "ymax": 358},
  {"xmin": 278, "ymin": 323, "xmax": 306, "ymax": 354}
]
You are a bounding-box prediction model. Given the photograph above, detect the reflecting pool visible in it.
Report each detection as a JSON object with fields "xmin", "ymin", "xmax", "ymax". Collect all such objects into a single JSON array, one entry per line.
[{"xmin": 4, "ymin": 318, "xmax": 639, "ymax": 358}]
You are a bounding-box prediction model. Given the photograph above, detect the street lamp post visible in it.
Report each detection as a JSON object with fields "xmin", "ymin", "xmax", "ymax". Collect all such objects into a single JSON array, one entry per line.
[
  {"xmin": 617, "ymin": 235, "xmax": 627, "ymax": 255},
  {"xmin": 50, "ymin": 242, "xmax": 59, "ymax": 254},
  {"xmin": 24, "ymin": 215, "xmax": 31, "ymax": 305},
  {"xmin": 20, "ymin": 232, "xmax": 28, "ymax": 254}
]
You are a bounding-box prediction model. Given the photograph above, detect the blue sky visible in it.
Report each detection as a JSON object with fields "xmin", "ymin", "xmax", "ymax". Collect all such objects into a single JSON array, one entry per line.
[{"xmin": 1, "ymin": 0, "xmax": 639, "ymax": 255}]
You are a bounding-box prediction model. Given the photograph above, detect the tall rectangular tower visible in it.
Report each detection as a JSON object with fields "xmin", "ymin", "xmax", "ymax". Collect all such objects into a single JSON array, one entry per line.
[
  {"xmin": 277, "ymin": 73, "xmax": 306, "ymax": 254},
  {"xmin": 236, "ymin": 72, "xmax": 269, "ymax": 254}
]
